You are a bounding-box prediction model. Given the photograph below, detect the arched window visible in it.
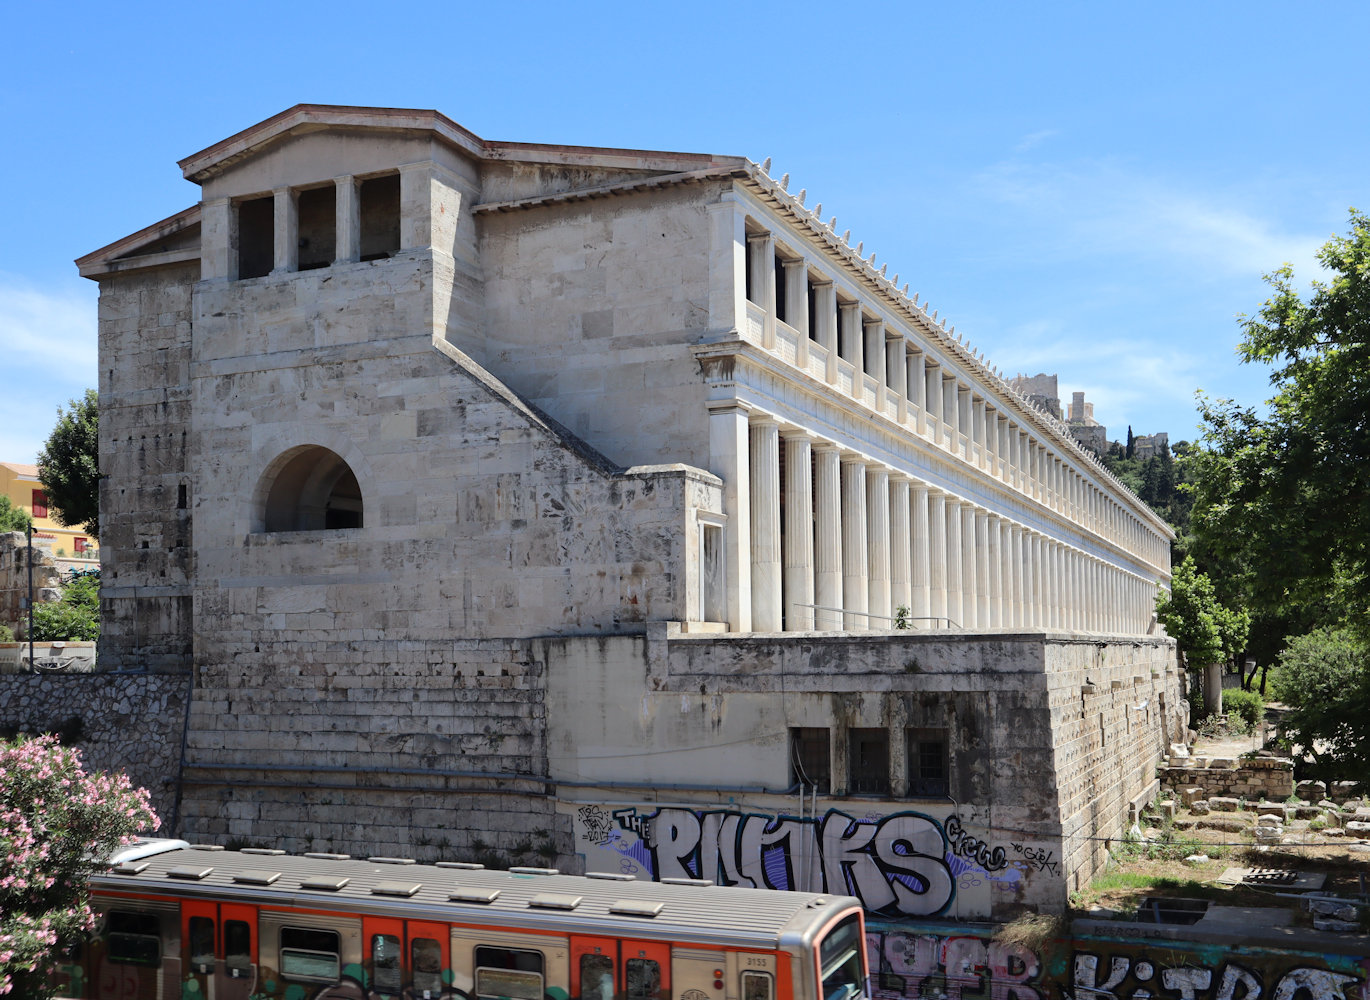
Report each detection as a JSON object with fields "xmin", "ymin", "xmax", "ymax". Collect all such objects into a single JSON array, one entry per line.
[{"xmin": 262, "ymin": 446, "xmax": 363, "ymax": 532}]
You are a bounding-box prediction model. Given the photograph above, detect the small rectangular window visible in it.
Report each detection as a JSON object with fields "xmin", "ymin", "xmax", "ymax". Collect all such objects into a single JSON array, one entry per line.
[
  {"xmin": 700, "ymin": 523, "xmax": 725, "ymax": 622},
  {"xmin": 848, "ymin": 728, "xmax": 890, "ymax": 795},
  {"xmin": 105, "ymin": 911, "xmax": 161, "ymax": 967},
  {"xmin": 626, "ymin": 959, "xmax": 661, "ymax": 1000},
  {"xmin": 280, "ymin": 927, "xmax": 341, "ymax": 982},
  {"xmin": 225, "ymin": 920, "xmax": 251, "ymax": 979},
  {"xmin": 74, "ymin": 537, "xmax": 88, "ymax": 553},
  {"xmin": 188, "ymin": 915, "xmax": 215, "ymax": 973},
  {"xmin": 237, "ymin": 195, "xmax": 275, "ymax": 280},
  {"xmin": 475, "ymin": 946, "xmax": 544, "ymax": 1000},
  {"xmin": 790, "ymin": 727, "xmax": 830, "ymax": 793},
  {"xmin": 742, "ymin": 971, "xmax": 773, "ymax": 1000},
  {"xmin": 413, "ymin": 938, "xmax": 444, "ymax": 999},
  {"xmin": 581, "ymin": 954, "xmax": 615, "ymax": 1000},
  {"xmin": 31, "ymin": 490, "xmax": 48, "ymax": 519},
  {"xmin": 372, "ymin": 933, "xmax": 402, "ymax": 998},
  {"xmin": 905, "ymin": 728, "xmax": 949, "ymax": 797}
]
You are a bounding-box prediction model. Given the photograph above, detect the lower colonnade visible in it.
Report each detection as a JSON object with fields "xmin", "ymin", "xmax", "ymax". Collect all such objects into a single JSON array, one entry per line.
[{"xmin": 739, "ymin": 416, "xmax": 1160, "ymax": 634}]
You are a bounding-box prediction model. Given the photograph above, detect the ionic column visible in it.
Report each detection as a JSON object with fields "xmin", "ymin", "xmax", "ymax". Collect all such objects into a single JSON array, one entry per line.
[
  {"xmin": 944, "ymin": 498, "xmax": 963, "ymax": 628},
  {"xmin": 908, "ymin": 350, "xmax": 926, "ymax": 435},
  {"xmin": 887, "ymin": 336, "xmax": 907, "ymax": 423},
  {"xmin": 865, "ymin": 320, "xmax": 887, "ymax": 410},
  {"xmin": 925, "ymin": 363, "xmax": 943, "ymax": 442},
  {"xmin": 782, "ymin": 431, "xmax": 815, "ymax": 631},
  {"xmin": 784, "ymin": 259, "xmax": 809, "ymax": 367},
  {"xmin": 841, "ymin": 456, "xmax": 869, "ymax": 630},
  {"xmin": 747, "ymin": 232, "xmax": 776, "ymax": 348},
  {"xmin": 889, "ymin": 477, "xmax": 912, "ymax": 620},
  {"xmin": 958, "ymin": 385, "xmax": 973, "ymax": 460},
  {"xmin": 813, "ymin": 444, "xmax": 843, "ymax": 630},
  {"xmin": 972, "ymin": 398, "xmax": 987, "ymax": 468},
  {"xmin": 707, "ymin": 401, "xmax": 752, "ymax": 632},
  {"xmin": 335, "ymin": 175, "xmax": 360, "ymax": 264},
  {"xmin": 943, "ymin": 376, "xmax": 959, "ymax": 451},
  {"xmin": 972, "ymin": 509, "xmax": 989, "ymax": 628},
  {"xmin": 816, "ymin": 282, "xmax": 838, "ymax": 383},
  {"xmin": 867, "ymin": 467, "xmax": 891, "ymax": 625},
  {"xmin": 911, "ymin": 483, "xmax": 932, "ymax": 623},
  {"xmin": 927, "ymin": 490, "xmax": 947, "ymax": 626},
  {"xmin": 749, "ymin": 419, "xmax": 782, "ymax": 632}
]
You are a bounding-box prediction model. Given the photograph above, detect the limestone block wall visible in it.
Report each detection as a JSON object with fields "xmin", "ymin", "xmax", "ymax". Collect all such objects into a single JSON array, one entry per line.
[
  {"xmin": 97, "ymin": 263, "xmax": 196, "ymax": 673},
  {"xmin": 478, "ymin": 183, "xmax": 719, "ymax": 471},
  {"xmin": 0, "ymin": 673, "xmax": 189, "ymax": 825},
  {"xmin": 0, "ymin": 532, "xmax": 62, "ymax": 634},
  {"xmin": 175, "ymin": 640, "xmax": 562, "ymax": 862},
  {"xmin": 1044, "ymin": 636, "xmax": 1182, "ymax": 893},
  {"xmin": 1161, "ymin": 756, "xmax": 1295, "ymax": 802}
]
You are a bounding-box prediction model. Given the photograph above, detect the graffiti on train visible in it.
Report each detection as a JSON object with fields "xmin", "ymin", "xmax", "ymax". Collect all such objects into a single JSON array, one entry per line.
[
  {"xmin": 865, "ymin": 932, "xmax": 1366, "ymax": 1000},
  {"xmin": 575, "ymin": 805, "xmax": 1035, "ymax": 916}
]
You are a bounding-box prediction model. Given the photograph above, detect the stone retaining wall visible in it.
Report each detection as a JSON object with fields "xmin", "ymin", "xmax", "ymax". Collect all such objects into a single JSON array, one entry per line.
[{"xmin": 1160, "ymin": 754, "xmax": 1294, "ymax": 801}]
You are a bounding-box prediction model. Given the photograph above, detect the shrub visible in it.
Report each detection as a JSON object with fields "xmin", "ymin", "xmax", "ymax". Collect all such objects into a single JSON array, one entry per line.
[
  {"xmin": 30, "ymin": 574, "xmax": 98, "ymax": 642},
  {"xmin": 1270, "ymin": 628, "xmax": 1370, "ymax": 777},
  {"xmin": 1224, "ymin": 688, "xmax": 1265, "ymax": 733}
]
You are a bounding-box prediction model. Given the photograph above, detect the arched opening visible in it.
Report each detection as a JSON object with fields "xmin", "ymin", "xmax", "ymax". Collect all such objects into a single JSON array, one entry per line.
[{"xmin": 262, "ymin": 446, "xmax": 363, "ymax": 532}]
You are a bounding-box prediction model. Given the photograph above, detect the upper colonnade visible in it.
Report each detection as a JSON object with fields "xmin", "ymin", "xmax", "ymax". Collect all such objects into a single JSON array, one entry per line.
[{"xmin": 695, "ymin": 167, "xmax": 1173, "ymax": 635}]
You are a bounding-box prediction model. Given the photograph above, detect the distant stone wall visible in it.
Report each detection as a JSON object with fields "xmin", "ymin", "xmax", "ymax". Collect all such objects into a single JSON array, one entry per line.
[
  {"xmin": 0, "ymin": 532, "xmax": 63, "ymax": 636},
  {"xmin": 0, "ymin": 672, "xmax": 189, "ymax": 826}
]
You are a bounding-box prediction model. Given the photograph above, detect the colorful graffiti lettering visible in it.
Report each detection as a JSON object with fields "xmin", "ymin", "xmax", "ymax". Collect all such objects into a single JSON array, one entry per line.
[
  {"xmin": 870, "ymin": 930, "xmax": 1042, "ymax": 1000},
  {"xmin": 1067, "ymin": 952, "xmax": 1362, "ymax": 1000},
  {"xmin": 946, "ymin": 814, "xmax": 1009, "ymax": 873}
]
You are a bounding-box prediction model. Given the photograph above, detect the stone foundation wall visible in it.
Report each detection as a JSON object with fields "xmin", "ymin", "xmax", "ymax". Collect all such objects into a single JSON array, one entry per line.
[
  {"xmin": 0, "ymin": 673, "xmax": 189, "ymax": 825},
  {"xmin": 1161, "ymin": 754, "xmax": 1295, "ymax": 801},
  {"xmin": 0, "ymin": 531, "xmax": 63, "ymax": 636}
]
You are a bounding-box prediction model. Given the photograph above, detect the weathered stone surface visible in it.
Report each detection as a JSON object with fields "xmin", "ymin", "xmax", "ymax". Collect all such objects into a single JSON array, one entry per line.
[
  {"xmin": 1190, "ymin": 800, "xmax": 1211, "ymax": 816},
  {"xmin": 1210, "ymin": 796, "xmax": 1241, "ymax": 812}
]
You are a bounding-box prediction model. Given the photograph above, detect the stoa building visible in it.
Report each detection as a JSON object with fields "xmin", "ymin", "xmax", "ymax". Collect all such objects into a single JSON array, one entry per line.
[{"xmin": 77, "ymin": 105, "xmax": 1180, "ymax": 918}]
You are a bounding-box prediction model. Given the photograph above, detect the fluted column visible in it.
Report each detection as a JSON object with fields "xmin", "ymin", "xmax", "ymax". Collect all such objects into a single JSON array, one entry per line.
[
  {"xmin": 928, "ymin": 490, "xmax": 947, "ymax": 625},
  {"xmin": 782, "ymin": 431, "xmax": 814, "ymax": 631},
  {"xmin": 973, "ymin": 509, "xmax": 989, "ymax": 628},
  {"xmin": 911, "ymin": 483, "xmax": 932, "ymax": 623},
  {"xmin": 889, "ymin": 477, "xmax": 912, "ymax": 619},
  {"xmin": 944, "ymin": 498, "xmax": 963, "ymax": 628},
  {"xmin": 866, "ymin": 467, "xmax": 891, "ymax": 624},
  {"xmin": 959, "ymin": 502, "xmax": 978, "ymax": 629},
  {"xmin": 749, "ymin": 419, "xmax": 782, "ymax": 632},
  {"xmin": 1009, "ymin": 524, "xmax": 1025, "ymax": 628},
  {"xmin": 841, "ymin": 456, "xmax": 869, "ymax": 630},
  {"xmin": 1029, "ymin": 533, "xmax": 1043, "ymax": 627},
  {"xmin": 813, "ymin": 444, "xmax": 843, "ymax": 630},
  {"xmin": 987, "ymin": 515, "xmax": 1003, "ymax": 628}
]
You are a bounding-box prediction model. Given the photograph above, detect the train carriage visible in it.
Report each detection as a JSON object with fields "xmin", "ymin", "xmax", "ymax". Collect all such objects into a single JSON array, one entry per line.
[{"xmin": 67, "ymin": 841, "xmax": 869, "ymax": 1000}]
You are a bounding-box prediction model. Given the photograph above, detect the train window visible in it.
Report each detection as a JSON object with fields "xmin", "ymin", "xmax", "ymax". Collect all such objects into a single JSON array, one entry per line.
[
  {"xmin": 106, "ymin": 911, "xmax": 161, "ymax": 966},
  {"xmin": 581, "ymin": 953, "xmax": 614, "ymax": 1000},
  {"xmin": 188, "ymin": 916, "xmax": 216, "ymax": 972},
  {"xmin": 413, "ymin": 938, "xmax": 444, "ymax": 998},
  {"xmin": 743, "ymin": 972, "xmax": 773, "ymax": 1000},
  {"xmin": 225, "ymin": 920, "xmax": 251, "ymax": 978},
  {"xmin": 475, "ymin": 946, "xmax": 544, "ymax": 1000},
  {"xmin": 818, "ymin": 916, "xmax": 863, "ymax": 1000},
  {"xmin": 280, "ymin": 927, "xmax": 341, "ymax": 982},
  {"xmin": 372, "ymin": 934, "xmax": 402, "ymax": 997},
  {"xmin": 626, "ymin": 959, "xmax": 661, "ymax": 1000}
]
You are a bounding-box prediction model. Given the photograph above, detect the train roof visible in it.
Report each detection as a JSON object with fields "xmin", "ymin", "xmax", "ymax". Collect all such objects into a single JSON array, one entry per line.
[{"xmin": 90, "ymin": 845, "xmax": 861, "ymax": 950}]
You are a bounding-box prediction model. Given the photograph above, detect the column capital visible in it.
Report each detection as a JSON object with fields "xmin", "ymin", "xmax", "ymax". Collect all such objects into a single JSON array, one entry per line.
[
  {"xmin": 748, "ymin": 414, "xmax": 781, "ymax": 429},
  {"xmin": 839, "ymin": 451, "xmax": 867, "ymax": 467},
  {"xmin": 780, "ymin": 426, "xmax": 814, "ymax": 442},
  {"xmin": 706, "ymin": 399, "xmax": 753, "ymax": 417},
  {"xmin": 746, "ymin": 231, "xmax": 773, "ymax": 246},
  {"xmin": 812, "ymin": 440, "xmax": 841, "ymax": 455}
]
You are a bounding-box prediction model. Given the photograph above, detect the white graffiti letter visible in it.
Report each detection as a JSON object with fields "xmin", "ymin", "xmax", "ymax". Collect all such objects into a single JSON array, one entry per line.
[
  {"xmin": 873, "ymin": 813, "xmax": 956, "ymax": 916},
  {"xmin": 1162, "ymin": 968, "xmax": 1214, "ymax": 1000},
  {"xmin": 1070, "ymin": 954, "xmax": 1131, "ymax": 1000},
  {"xmin": 648, "ymin": 808, "xmax": 700, "ymax": 880},
  {"xmin": 820, "ymin": 812, "xmax": 895, "ymax": 910},
  {"xmin": 1215, "ymin": 965, "xmax": 1262, "ymax": 1000},
  {"xmin": 989, "ymin": 942, "xmax": 1041, "ymax": 1000},
  {"xmin": 1273, "ymin": 969, "xmax": 1360, "ymax": 1000}
]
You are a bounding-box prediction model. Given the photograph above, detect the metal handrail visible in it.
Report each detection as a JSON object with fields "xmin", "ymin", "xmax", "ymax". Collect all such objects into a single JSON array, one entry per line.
[{"xmin": 793, "ymin": 603, "xmax": 960, "ymax": 630}]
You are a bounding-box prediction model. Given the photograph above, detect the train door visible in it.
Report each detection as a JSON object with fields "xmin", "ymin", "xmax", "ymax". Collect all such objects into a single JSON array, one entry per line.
[
  {"xmin": 406, "ymin": 920, "xmax": 451, "ymax": 1000},
  {"xmin": 178, "ymin": 901, "xmax": 258, "ymax": 1000},
  {"xmin": 91, "ymin": 903, "xmax": 177, "ymax": 1000},
  {"xmin": 363, "ymin": 916, "xmax": 406, "ymax": 1000},
  {"xmin": 570, "ymin": 938, "xmax": 670, "ymax": 1000}
]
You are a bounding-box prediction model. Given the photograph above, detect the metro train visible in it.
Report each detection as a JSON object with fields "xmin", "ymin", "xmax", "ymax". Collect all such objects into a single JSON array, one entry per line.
[{"xmin": 63, "ymin": 840, "xmax": 869, "ymax": 1000}]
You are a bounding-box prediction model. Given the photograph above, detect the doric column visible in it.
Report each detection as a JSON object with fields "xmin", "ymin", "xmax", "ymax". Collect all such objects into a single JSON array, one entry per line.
[
  {"xmin": 988, "ymin": 515, "xmax": 1004, "ymax": 628},
  {"xmin": 749, "ymin": 419, "xmax": 782, "ymax": 632},
  {"xmin": 944, "ymin": 498, "xmax": 963, "ymax": 628},
  {"xmin": 272, "ymin": 186, "xmax": 298, "ymax": 274},
  {"xmin": 910, "ymin": 483, "xmax": 931, "ymax": 623},
  {"xmin": 867, "ymin": 467, "xmax": 891, "ymax": 624},
  {"xmin": 973, "ymin": 509, "xmax": 990, "ymax": 628},
  {"xmin": 927, "ymin": 490, "xmax": 947, "ymax": 625},
  {"xmin": 841, "ymin": 456, "xmax": 869, "ymax": 629},
  {"xmin": 1029, "ymin": 533, "xmax": 1043, "ymax": 627},
  {"xmin": 747, "ymin": 232, "xmax": 776, "ymax": 348},
  {"xmin": 335, "ymin": 175, "xmax": 360, "ymax": 264},
  {"xmin": 707, "ymin": 401, "xmax": 753, "ymax": 632},
  {"xmin": 1009, "ymin": 524, "xmax": 1024, "ymax": 628},
  {"xmin": 889, "ymin": 477, "xmax": 912, "ymax": 620},
  {"xmin": 813, "ymin": 444, "xmax": 843, "ymax": 630},
  {"xmin": 782, "ymin": 431, "xmax": 815, "ymax": 631}
]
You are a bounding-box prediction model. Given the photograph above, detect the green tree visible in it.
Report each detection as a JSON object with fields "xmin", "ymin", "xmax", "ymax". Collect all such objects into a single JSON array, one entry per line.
[
  {"xmin": 1270, "ymin": 628, "xmax": 1370, "ymax": 778},
  {"xmin": 1190, "ymin": 210, "xmax": 1370, "ymax": 639},
  {"xmin": 37, "ymin": 390, "xmax": 99, "ymax": 539},
  {"xmin": 0, "ymin": 734, "xmax": 159, "ymax": 998},
  {"xmin": 0, "ymin": 496, "xmax": 31, "ymax": 533},
  {"xmin": 30, "ymin": 574, "xmax": 99, "ymax": 642},
  {"xmin": 1155, "ymin": 557, "xmax": 1250, "ymax": 713}
]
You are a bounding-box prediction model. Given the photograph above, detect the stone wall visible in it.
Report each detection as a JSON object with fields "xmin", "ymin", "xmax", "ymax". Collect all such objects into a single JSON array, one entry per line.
[
  {"xmin": 0, "ymin": 672, "xmax": 189, "ymax": 825},
  {"xmin": 1161, "ymin": 754, "xmax": 1295, "ymax": 801},
  {"xmin": 0, "ymin": 531, "xmax": 63, "ymax": 635}
]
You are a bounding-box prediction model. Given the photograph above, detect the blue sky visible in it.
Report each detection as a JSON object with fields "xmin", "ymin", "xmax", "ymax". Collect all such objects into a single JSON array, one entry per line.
[{"xmin": 2, "ymin": 1, "xmax": 1365, "ymax": 463}]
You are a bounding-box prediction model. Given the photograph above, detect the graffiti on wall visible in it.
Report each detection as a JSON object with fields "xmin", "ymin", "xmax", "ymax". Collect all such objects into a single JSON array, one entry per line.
[
  {"xmin": 865, "ymin": 929, "xmax": 1366, "ymax": 1000},
  {"xmin": 572, "ymin": 805, "xmax": 1039, "ymax": 918}
]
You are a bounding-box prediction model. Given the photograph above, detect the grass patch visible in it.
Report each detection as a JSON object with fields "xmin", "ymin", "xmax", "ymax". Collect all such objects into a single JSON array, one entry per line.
[{"xmin": 1091, "ymin": 871, "xmax": 1204, "ymax": 892}]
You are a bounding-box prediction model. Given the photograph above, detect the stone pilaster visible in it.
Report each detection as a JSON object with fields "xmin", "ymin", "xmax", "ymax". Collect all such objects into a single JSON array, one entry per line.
[{"xmin": 707, "ymin": 401, "xmax": 752, "ymax": 632}]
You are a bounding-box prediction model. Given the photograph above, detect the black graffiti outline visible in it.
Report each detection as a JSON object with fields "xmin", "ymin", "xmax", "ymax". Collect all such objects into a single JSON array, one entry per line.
[{"xmin": 945, "ymin": 814, "xmax": 1008, "ymax": 873}]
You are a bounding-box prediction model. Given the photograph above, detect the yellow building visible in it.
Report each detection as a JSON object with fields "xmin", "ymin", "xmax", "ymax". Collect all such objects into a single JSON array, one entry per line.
[{"xmin": 0, "ymin": 462, "xmax": 98, "ymax": 562}]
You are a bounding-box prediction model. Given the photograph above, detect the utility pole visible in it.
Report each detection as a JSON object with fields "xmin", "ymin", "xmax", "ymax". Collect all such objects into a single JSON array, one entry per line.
[{"xmin": 26, "ymin": 523, "xmax": 34, "ymax": 671}]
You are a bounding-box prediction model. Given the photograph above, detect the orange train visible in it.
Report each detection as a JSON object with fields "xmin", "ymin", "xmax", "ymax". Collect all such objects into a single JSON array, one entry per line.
[{"xmin": 65, "ymin": 840, "xmax": 870, "ymax": 1000}]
